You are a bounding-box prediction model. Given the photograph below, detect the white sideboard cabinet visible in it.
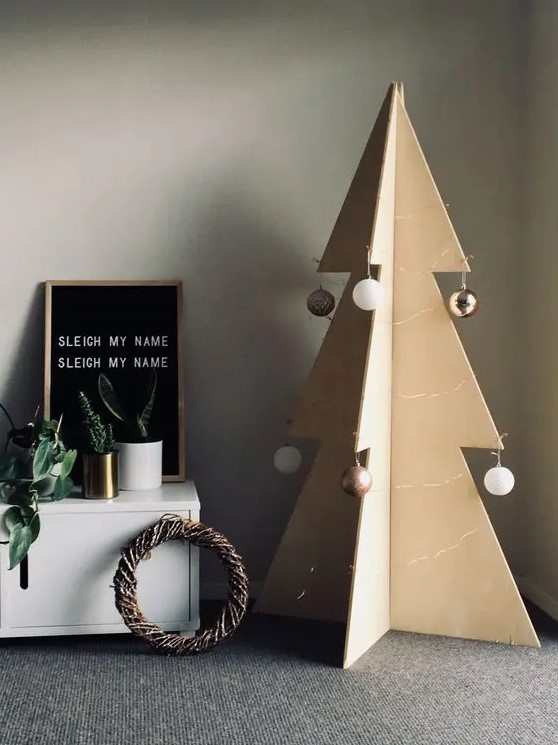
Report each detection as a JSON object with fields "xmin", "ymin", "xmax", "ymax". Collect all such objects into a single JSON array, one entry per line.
[{"xmin": 0, "ymin": 482, "xmax": 200, "ymax": 638}]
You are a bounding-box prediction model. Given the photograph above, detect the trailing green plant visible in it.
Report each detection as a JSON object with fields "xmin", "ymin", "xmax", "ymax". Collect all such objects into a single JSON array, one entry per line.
[
  {"xmin": 0, "ymin": 406, "xmax": 76, "ymax": 569},
  {"xmin": 98, "ymin": 370, "xmax": 157, "ymax": 442},
  {"xmin": 78, "ymin": 392, "xmax": 114, "ymax": 454}
]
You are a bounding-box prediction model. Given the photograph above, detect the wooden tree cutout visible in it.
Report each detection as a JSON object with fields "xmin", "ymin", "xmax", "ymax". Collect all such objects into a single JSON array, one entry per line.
[{"xmin": 256, "ymin": 83, "xmax": 539, "ymax": 667}]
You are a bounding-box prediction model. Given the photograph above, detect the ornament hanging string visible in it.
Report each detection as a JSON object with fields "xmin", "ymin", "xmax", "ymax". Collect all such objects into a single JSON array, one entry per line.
[
  {"xmin": 491, "ymin": 432, "xmax": 508, "ymax": 467},
  {"xmin": 484, "ymin": 433, "xmax": 515, "ymax": 496},
  {"xmin": 461, "ymin": 254, "xmax": 475, "ymax": 290}
]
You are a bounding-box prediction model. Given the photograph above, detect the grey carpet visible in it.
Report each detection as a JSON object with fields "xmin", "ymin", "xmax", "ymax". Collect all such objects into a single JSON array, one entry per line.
[{"xmin": 0, "ymin": 603, "xmax": 557, "ymax": 745}]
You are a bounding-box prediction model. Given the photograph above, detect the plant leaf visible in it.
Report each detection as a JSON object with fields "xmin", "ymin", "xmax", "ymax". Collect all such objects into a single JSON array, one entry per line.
[
  {"xmin": 53, "ymin": 444, "xmax": 67, "ymax": 463},
  {"xmin": 20, "ymin": 506, "xmax": 35, "ymax": 520},
  {"xmin": 9, "ymin": 424, "xmax": 35, "ymax": 450},
  {"xmin": 8, "ymin": 524, "xmax": 32, "ymax": 570},
  {"xmin": 6, "ymin": 482, "xmax": 33, "ymax": 506},
  {"xmin": 136, "ymin": 414, "xmax": 147, "ymax": 439},
  {"xmin": 28, "ymin": 512, "xmax": 40, "ymax": 543},
  {"xmin": 140, "ymin": 371, "xmax": 157, "ymax": 430},
  {"xmin": 41, "ymin": 420, "xmax": 58, "ymax": 434},
  {"xmin": 53, "ymin": 475, "xmax": 74, "ymax": 501},
  {"xmin": 0, "ymin": 454, "xmax": 23, "ymax": 480},
  {"xmin": 98, "ymin": 374, "xmax": 126, "ymax": 422},
  {"xmin": 34, "ymin": 476, "xmax": 55, "ymax": 497},
  {"xmin": 4, "ymin": 506, "xmax": 24, "ymax": 533},
  {"xmin": 33, "ymin": 439, "xmax": 55, "ymax": 480},
  {"xmin": 60, "ymin": 449, "xmax": 77, "ymax": 479}
]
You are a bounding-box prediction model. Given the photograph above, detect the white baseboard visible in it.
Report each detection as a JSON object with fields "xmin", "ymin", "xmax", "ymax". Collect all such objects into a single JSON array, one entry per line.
[
  {"xmin": 516, "ymin": 575, "xmax": 558, "ymax": 622},
  {"xmin": 201, "ymin": 581, "xmax": 262, "ymax": 601}
]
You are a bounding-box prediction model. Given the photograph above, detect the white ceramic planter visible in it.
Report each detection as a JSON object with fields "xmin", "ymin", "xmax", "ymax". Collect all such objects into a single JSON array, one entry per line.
[{"xmin": 115, "ymin": 440, "xmax": 163, "ymax": 490}]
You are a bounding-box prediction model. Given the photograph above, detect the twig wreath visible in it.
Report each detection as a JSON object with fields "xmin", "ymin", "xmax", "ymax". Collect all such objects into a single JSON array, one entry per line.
[{"xmin": 113, "ymin": 515, "xmax": 249, "ymax": 655}]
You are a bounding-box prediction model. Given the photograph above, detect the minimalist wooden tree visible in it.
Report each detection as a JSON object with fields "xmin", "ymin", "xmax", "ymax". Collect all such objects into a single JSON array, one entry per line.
[{"xmin": 255, "ymin": 83, "xmax": 539, "ymax": 667}]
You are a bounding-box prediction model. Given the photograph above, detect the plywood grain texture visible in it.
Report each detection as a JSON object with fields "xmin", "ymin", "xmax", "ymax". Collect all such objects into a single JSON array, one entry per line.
[
  {"xmin": 255, "ymin": 85, "xmax": 396, "ymax": 624},
  {"xmin": 344, "ymin": 85, "xmax": 397, "ymax": 667},
  {"xmin": 256, "ymin": 84, "xmax": 539, "ymax": 661},
  {"xmin": 389, "ymin": 95, "xmax": 538, "ymax": 648}
]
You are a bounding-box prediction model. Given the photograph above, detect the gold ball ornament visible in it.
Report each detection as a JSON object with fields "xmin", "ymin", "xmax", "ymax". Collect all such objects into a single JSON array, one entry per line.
[
  {"xmin": 307, "ymin": 288, "xmax": 335, "ymax": 317},
  {"xmin": 341, "ymin": 465, "xmax": 372, "ymax": 498},
  {"xmin": 448, "ymin": 288, "xmax": 479, "ymax": 318}
]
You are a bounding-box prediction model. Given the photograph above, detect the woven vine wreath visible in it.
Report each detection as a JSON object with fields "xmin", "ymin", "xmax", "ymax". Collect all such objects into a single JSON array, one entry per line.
[{"xmin": 113, "ymin": 515, "xmax": 249, "ymax": 655}]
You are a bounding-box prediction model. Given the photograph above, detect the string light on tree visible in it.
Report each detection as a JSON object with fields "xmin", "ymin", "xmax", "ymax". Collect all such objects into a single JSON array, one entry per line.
[
  {"xmin": 449, "ymin": 255, "xmax": 479, "ymax": 318},
  {"xmin": 307, "ymin": 287, "xmax": 335, "ymax": 317},
  {"xmin": 274, "ymin": 445, "xmax": 302, "ymax": 474},
  {"xmin": 484, "ymin": 433, "xmax": 515, "ymax": 496},
  {"xmin": 353, "ymin": 245, "xmax": 384, "ymax": 311}
]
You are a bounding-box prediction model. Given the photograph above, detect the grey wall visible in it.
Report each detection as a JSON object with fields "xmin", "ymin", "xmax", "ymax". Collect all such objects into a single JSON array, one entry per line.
[
  {"xmin": 517, "ymin": 0, "xmax": 558, "ymax": 613},
  {"xmin": 0, "ymin": 1, "xmax": 526, "ymax": 591}
]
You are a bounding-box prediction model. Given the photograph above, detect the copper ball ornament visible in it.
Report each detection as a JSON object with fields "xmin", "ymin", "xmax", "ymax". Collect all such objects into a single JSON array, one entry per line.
[
  {"xmin": 448, "ymin": 288, "xmax": 479, "ymax": 318},
  {"xmin": 307, "ymin": 288, "xmax": 335, "ymax": 317},
  {"xmin": 341, "ymin": 465, "xmax": 372, "ymax": 498}
]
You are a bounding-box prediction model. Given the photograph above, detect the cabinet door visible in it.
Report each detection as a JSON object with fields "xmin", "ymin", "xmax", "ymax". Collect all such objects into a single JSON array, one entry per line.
[{"xmin": 0, "ymin": 510, "xmax": 193, "ymax": 630}]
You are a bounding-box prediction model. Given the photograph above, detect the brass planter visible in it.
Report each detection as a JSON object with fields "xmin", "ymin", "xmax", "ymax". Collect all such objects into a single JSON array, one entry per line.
[{"xmin": 82, "ymin": 452, "xmax": 119, "ymax": 499}]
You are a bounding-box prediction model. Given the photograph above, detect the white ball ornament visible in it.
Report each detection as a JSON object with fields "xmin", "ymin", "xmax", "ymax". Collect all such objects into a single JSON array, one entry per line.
[
  {"xmin": 273, "ymin": 445, "xmax": 302, "ymax": 475},
  {"xmin": 484, "ymin": 466, "xmax": 515, "ymax": 496},
  {"xmin": 352, "ymin": 278, "xmax": 384, "ymax": 311}
]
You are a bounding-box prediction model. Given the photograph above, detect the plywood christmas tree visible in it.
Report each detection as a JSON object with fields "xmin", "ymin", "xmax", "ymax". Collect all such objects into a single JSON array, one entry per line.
[{"xmin": 255, "ymin": 83, "xmax": 539, "ymax": 667}]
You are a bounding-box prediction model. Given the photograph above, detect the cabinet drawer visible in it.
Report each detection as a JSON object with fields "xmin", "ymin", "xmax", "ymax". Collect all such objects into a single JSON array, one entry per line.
[{"xmin": 0, "ymin": 510, "xmax": 194, "ymax": 631}]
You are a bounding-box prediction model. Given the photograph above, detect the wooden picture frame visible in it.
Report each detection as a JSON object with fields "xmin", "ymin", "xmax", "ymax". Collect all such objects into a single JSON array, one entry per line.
[{"xmin": 44, "ymin": 280, "xmax": 185, "ymax": 482}]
